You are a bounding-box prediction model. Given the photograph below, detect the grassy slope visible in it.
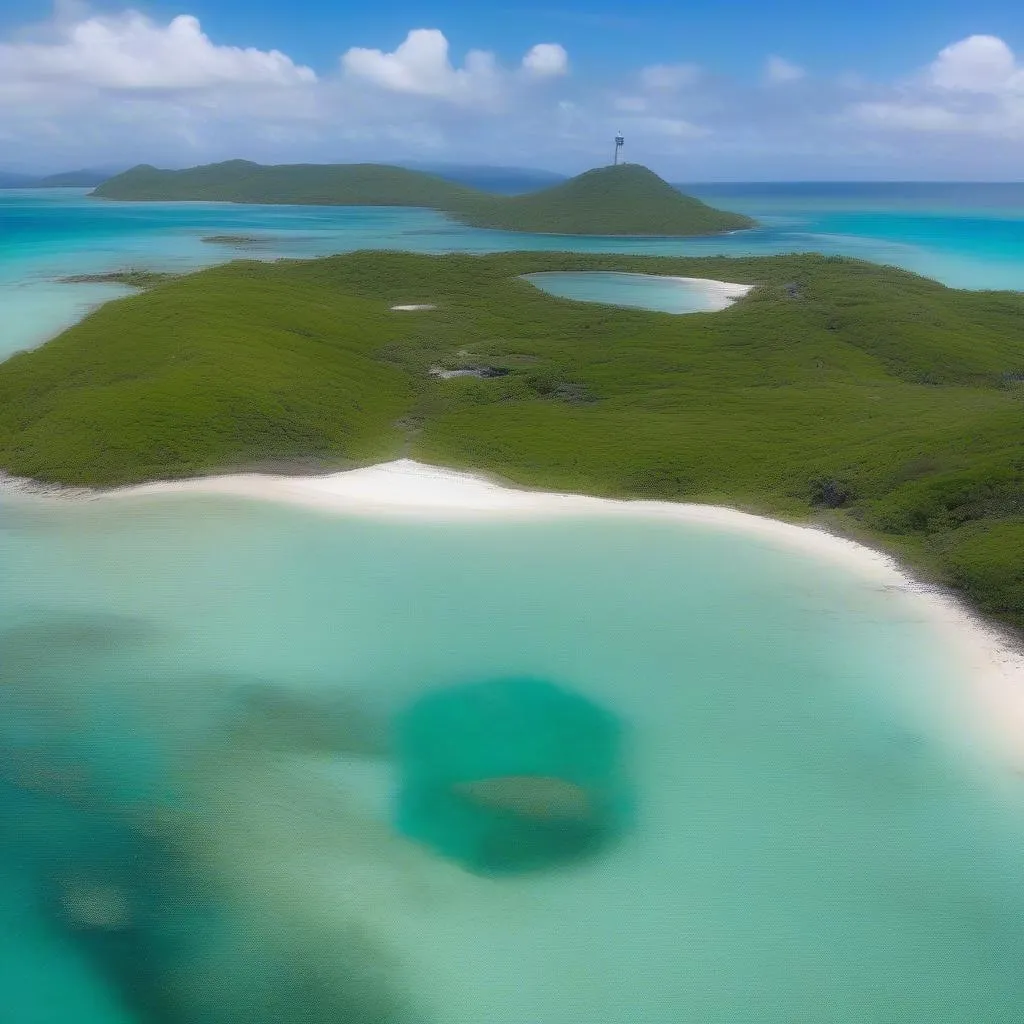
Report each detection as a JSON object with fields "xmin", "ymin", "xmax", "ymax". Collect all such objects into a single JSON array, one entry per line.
[
  {"xmin": 1, "ymin": 251, "xmax": 1022, "ymax": 629},
  {"xmin": 93, "ymin": 161, "xmax": 754, "ymax": 236},
  {"xmin": 454, "ymin": 165, "xmax": 755, "ymax": 235}
]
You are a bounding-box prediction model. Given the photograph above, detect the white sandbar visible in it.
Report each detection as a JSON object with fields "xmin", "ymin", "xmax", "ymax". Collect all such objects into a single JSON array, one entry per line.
[{"xmin": 390, "ymin": 304, "xmax": 437, "ymax": 311}]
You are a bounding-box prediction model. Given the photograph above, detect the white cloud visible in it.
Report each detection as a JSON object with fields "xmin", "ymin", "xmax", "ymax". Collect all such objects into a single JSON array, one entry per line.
[
  {"xmin": 340, "ymin": 30, "xmax": 568, "ymax": 105},
  {"xmin": 639, "ymin": 63, "xmax": 701, "ymax": 91},
  {"xmin": 341, "ymin": 28, "xmax": 502, "ymax": 104},
  {"xmin": 3, "ymin": 9, "xmax": 1024, "ymax": 179},
  {"xmin": 852, "ymin": 102, "xmax": 967, "ymax": 132},
  {"xmin": 928, "ymin": 34, "xmax": 1024, "ymax": 93},
  {"xmin": 764, "ymin": 56, "xmax": 805, "ymax": 85},
  {"xmin": 847, "ymin": 34, "xmax": 1024, "ymax": 140},
  {"xmin": 521, "ymin": 43, "xmax": 569, "ymax": 78},
  {"xmin": 0, "ymin": 10, "xmax": 315, "ymax": 90}
]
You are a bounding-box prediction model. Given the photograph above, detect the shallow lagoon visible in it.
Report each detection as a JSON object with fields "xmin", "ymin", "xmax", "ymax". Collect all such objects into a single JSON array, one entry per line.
[
  {"xmin": 5, "ymin": 489, "xmax": 1024, "ymax": 1022},
  {"xmin": 522, "ymin": 270, "xmax": 749, "ymax": 313}
]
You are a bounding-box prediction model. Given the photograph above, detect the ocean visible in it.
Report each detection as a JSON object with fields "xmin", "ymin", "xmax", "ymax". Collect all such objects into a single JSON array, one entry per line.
[
  {"xmin": 3, "ymin": 182, "xmax": 1024, "ymax": 1022},
  {"xmin": 1, "ymin": 181, "xmax": 1023, "ymax": 358},
  {"xmin": 5, "ymin": 489, "xmax": 1024, "ymax": 1022}
]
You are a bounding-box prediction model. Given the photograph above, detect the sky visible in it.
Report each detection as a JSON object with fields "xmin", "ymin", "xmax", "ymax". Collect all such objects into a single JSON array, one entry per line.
[{"xmin": 1, "ymin": 0, "xmax": 1022, "ymax": 179}]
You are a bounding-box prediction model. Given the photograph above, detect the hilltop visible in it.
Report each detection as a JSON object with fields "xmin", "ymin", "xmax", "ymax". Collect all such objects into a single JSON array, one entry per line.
[
  {"xmin": 1, "ymin": 250, "xmax": 1022, "ymax": 631},
  {"xmin": 92, "ymin": 160, "xmax": 754, "ymax": 236},
  {"xmin": 457, "ymin": 165, "xmax": 755, "ymax": 235}
]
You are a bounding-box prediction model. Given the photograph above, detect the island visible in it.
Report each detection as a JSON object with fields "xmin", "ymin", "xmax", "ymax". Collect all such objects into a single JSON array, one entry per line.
[
  {"xmin": 91, "ymin": 160, "xmax": 755, "ymax": 237},
  {"xmin": 2, "ymin": 250, "xmax": 1022, "ymax": 633},
  {"xmin": 0, "ymin": 169, "xmax": 114, "ymax": 188}
]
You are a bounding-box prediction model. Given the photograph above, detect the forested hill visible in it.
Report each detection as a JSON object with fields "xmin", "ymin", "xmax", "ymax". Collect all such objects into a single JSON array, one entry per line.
[
  {"xmin": 91, "ymin": 160, "xmax": 483, "ymax": 209},
  {"xmin": 92, "ymin": 161, "xmax": 755, "ymax": 237},
  {"xmin": 456, "ymin": 164, "xmax": 755, "ymax": 235}
]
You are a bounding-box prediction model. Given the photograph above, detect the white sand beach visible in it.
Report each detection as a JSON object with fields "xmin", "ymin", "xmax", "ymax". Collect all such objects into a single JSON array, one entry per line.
[
  {"xmin": 664, "ymin": 275, "xmax": 754, "ymax": 308},
  {"xmin": 67, "ymin": 458, "xmax": 1020, "ymax": 775}
]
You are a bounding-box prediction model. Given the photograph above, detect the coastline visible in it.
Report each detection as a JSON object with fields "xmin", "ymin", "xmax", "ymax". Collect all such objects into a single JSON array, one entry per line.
[{"xmin": 6, "ymin": 457, "xmax": 1023, "ymax": 775}]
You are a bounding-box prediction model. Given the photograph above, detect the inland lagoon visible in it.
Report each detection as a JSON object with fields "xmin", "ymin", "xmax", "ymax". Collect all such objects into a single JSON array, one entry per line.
[{"xmin": 521, "ymin": 271, "xmax": 752, "ymax": 313}]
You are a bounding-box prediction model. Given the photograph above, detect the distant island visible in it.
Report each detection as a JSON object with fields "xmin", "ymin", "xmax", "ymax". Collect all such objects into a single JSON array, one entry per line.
[
  {"xmin": 0, "ymin": 169, "xmax": 115, "ymax": 188},
  {"xmin": 91, "ymin": 161, "xmax": 756, "ymax": 237},
  {"xmin": 4, "ymin": 250, "xmax": 1022, "ymax": 632}
]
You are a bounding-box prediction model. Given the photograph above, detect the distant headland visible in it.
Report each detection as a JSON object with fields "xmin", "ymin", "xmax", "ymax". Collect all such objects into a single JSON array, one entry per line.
[{"xmin": 90, "ymin": 160, "xmax": 756, "ymax": 237}]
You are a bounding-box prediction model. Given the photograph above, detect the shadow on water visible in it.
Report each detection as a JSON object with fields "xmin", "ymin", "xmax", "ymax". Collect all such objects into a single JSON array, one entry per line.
[{"xmin": 2, "ymin": 614, "xmax": 627, "ymax": 1023}]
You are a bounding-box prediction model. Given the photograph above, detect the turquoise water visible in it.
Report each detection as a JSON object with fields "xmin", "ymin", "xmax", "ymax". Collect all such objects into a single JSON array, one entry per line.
[
  {"xmin": 522, "ymin": 271, "xmax": 741, "ymax": 313},
  {"xmin": 2, "ymin": 182, "xmax": 1024, "ymax": 358},
  {"xmin": 4, "ymin": 489, "xmax": 1024, "ymax": 1021},
  {"xmin": 5, "ymin": 180, "xmax": 1024, "ymax": 1020}
]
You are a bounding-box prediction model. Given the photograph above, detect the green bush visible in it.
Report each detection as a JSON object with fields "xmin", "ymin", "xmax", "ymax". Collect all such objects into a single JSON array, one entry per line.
[{"xmin": 941, "ymin": 520, "xmax": 1024, "ymax": 629}]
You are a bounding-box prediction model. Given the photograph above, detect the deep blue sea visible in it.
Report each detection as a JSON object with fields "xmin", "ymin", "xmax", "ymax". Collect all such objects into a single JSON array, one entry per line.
[
  {"xmin": 4, "ymin": 181, "xmax": 1024, "ymax": 1023},
  {"xmin": 2, "ymin": 182, "xmax": 1023, "ymax": 358}
]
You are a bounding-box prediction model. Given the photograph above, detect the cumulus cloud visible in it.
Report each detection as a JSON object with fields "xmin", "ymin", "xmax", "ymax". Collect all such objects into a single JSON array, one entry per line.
[
  {"xmin": 928, "ymin": 35, "xmax": 1024, "ymax": 93},
  {"xmin": 521, "ymin": 43, "xmax": 569, "ymax": 78},
  {"xmin": 764, "ymin": 56, "xmax": 805, "ymax": 85},
  {"xmin": 848, "ymin": 34, "xmax": 1024, "ymax": 139},
  {"xmin": 2, "ymin": 8, "xmax": 1024, "ymax": 179},
  {"xmin": 0, "ymin": 10, "xmax": 579, "ymax": 167},
  {"xmin": 341, "ymin": 29, "xmax": 500, "ymax": 103},
  {"xmin": 0, "ymin": 9, "xmax": 315, "ymax": 90},
  {"xmin": 340, "ymin": 30, "xmax": 569, "ymax": 105}
]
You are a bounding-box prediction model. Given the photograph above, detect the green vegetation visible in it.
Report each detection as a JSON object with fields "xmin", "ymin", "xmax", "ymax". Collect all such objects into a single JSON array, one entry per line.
[
  {"xmin": 2, "ymin": 250, "xmax": 1023, "ymax": 631},
  {"xmin": 93, "ymin": 161, "xmax": 753, "ymax": 237},
  {"xmin": 93, "ymin": 160, "xmax": 481, "ymax": 208},
  {"xmin": 456, "ymin": 165, "xmax": 754, "ymax": 235}
]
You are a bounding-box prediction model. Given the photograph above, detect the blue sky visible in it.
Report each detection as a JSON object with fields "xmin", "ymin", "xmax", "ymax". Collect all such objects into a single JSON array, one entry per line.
[{"xmin": 1, "ymin": 1, "xmax": 1023, "ymax": 178}]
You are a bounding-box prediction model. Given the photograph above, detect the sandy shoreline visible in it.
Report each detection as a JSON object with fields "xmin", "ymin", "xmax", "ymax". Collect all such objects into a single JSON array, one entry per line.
[
  {"xmin": 664, "ymin": 275, "xmax": 754, "ymax": 305},
  {"xmin": 522, "ymin": 271, "xmax": 753, "ymax": 312},
  {"xmin": 5, "ymin": 457, "xmax": 1023, "ymax": 774}
]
